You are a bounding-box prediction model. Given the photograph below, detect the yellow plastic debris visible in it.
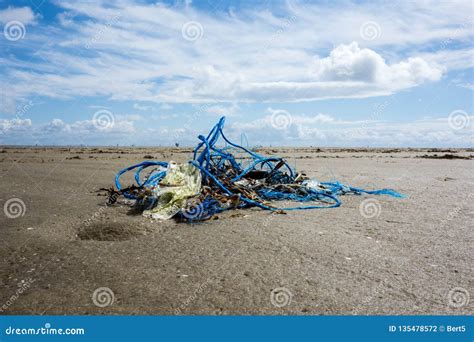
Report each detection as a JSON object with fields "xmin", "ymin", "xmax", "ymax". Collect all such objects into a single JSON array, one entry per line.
[{"xmin": 143, "ymin": 162, "xmax": 202, "ymax": 220}]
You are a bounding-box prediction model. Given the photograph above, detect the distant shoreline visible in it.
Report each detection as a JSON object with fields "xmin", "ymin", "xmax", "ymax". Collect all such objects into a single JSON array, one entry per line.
[{"xmin": 0, "ymin": 146, "xmax": 473, "ymax": 151}]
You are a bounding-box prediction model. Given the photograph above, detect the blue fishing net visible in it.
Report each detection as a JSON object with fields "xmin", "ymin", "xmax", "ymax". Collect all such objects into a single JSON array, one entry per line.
[{"xmin": 112, "ymin": 117, "xmax": 404, "ymax": 221}]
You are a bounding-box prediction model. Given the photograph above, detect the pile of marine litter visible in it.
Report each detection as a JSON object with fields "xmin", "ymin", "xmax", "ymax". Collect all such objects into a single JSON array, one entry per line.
[{"xmin": 106, "ymin": 116, "xmax": 404, "ymax": 222}]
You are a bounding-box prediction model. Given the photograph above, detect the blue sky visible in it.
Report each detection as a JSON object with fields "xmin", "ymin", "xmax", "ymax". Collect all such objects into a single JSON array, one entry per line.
[{"xmin": 0, "ymin": 0, "xmax": 472, "ymax": 147}]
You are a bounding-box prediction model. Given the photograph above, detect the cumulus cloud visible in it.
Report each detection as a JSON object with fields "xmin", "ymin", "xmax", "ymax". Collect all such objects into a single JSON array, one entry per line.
[
  {"xmin": 266, "ymin": 108, "xmax": 335, "ymax": 125},
  {"xmin": 229, "ymin": 108, "xmax": 473, "ymax": 147},
  {"xmin": 311, "ymin": 42, "xmax": 443, "ymax": 86},
  {"xmin": 0, "ymin": 116, "xmax": 137, "ymax": 145},
  {"xmin": 1, "ymin": 1, "xmax": 468, "ymax": 109},
  {"xmin": 0, "ymin": 118, "xmax": 32, "ymax": 134},
  {"xmin": 1, "ymin": 111, "xmax": 472, "ymax": 147},
  {"xmin": 1, "ymin": 2, "xmax": 472, "ymax": 148},
  {"xmin": 44, "ymin": 118, "xmax": 70, "ymax": 133}
]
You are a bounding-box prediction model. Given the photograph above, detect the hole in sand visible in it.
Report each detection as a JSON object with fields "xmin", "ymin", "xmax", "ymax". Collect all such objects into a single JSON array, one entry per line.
[{"xmin": 77, "ymin": 222, "xmax": 142, "ymax": 241}]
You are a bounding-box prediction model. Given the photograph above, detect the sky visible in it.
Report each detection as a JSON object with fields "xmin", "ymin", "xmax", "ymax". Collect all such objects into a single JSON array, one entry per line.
[{"xmin": 0, "ymin": 0, "xmax": 473, "ymax": 147}]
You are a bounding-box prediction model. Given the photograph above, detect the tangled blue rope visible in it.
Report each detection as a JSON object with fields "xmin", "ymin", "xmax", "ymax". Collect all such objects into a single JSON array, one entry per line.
[{"xmin": 113, "ymin": 116, "xmax": 404, "ymax": 220}]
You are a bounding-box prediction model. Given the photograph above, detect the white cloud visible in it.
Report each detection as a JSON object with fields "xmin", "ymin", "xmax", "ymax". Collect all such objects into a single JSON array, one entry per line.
[
  {"xmin": 205, "ymin": 103, "xmax": 239, "ymax": 117},
  {"xmin": 417, "ymin": 48, "xmax": 474, "ymax": 71},
  {"xmin": 266, "ymin": 108, "xmax": 335, "ymax": 125},
  {"xmin": 1, "ymin": 1, "xmax": 469, "ymax": 109},
  {"xmin": 229, "ymin": 109, "xmax": 473, "ymax": 147},
  {"xmin": 0, "ymin": 6, "xmax": 38, "ymax": 25},
  {"xmin": 133, "ymin": 103, "xmax": 152, "ymax": 111},
  {"xmin": 159, "ymin": 103, "xmax": 173, "ymax": 110},
  {"xmin": 1, "ymin": 112, "xmax": 472, "ymax": 147},
  {"xmin": 0, "ymin": 116, "xmax": 138, "ymax": 145},
  {"xmin": 311, "ymin": 43, "xmax": 443, "ymax": 86},
  {"xmin": 0, "ymin": 118, "xmax": 32, "ymax": 134},
  {"xmin": 44, "ymin": 118, "xmax": 70, "ymax": 133},
  {"xmin": 151, "ymin": 113, "xmax": 180, "ymax": 120},
  {"xmin": 458, "ymin": 83, "xmax": 474, "ymax": 90},
  {"xmin": 116, "ymin": 114, "xmax": 143, "ymax": 121}
]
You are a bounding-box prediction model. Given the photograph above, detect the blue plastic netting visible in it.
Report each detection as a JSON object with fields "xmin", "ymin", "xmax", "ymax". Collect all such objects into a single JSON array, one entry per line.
[{"xmin": 112, "ymin": 116, "xmax": 404, "ymax": 221}]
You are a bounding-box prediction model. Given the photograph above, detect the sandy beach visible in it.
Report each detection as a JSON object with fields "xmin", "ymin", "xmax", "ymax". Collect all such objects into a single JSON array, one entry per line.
[{"xmin": 0, "ymin": 147, "xmax": 472, "ymax": 315}]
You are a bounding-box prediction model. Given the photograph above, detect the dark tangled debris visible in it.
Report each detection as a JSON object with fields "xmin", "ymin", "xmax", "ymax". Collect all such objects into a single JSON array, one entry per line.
[
  {"xmin": 417, "ymin": 154, "xmax": 472, "ymax": 160},
  {"xmin": 102, "ymin": 117, "xmax": 404, "ymax": 222}
]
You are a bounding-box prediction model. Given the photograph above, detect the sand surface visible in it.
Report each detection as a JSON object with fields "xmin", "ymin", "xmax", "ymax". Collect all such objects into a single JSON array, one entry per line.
[{"xmin": 0, "ymin": 147, "xmax": 472, "ymax": 315}]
